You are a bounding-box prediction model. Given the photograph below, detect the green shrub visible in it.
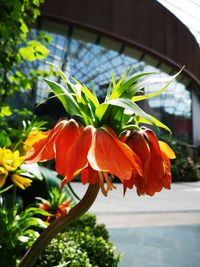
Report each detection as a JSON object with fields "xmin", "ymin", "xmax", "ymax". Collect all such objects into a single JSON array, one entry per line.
[
  {"xmin": 159, "ymin": 134, "xmax": 190, "ymax": 159},
  {"xmin": 36, "ymin": 214, "xmax": 121, "ymax": 267},
  {"xmin": 171, "ymin": 158, "xmax": 199, "ymax": 182},
  {"xmin": 160, "ymin": 135, "xmax": 199, "ymax": 182},
  {"xmin": 0, "ymin": 203, "xmax": 48, "ymax": 267},
  {"xmin": 36, "ymin": 239, "xmax": 91, "ymax": 267}
]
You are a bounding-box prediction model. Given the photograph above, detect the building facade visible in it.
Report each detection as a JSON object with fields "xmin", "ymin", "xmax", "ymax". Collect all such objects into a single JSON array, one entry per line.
[{"xmin": 33, "ymin": 0, "xmax": 200, "ymax": 144}]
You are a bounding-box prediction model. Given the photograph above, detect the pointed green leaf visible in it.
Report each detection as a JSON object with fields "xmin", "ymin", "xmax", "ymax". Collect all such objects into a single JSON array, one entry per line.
[
  {"xmin": 95, "ymin": 103, "xmax": 108, "ymax": 121},
  {"xmin": 96, "ymin": 98, "xmax": 155, "ymax": 126},
  {"xmin": 109, "ymin": 71, "xmax": 128, "ymax": 99},
  {"xmin": 72, "ymin": 78, "xmax": 99, "ymax": 107},
  {"xmin": 44, "ymin": 78, "xmax": 81, "ymax": 116},
  {"xmin": 109, "ymin": 72, "xmax": 154, "ymax": 100},
  {"xmin": 91, "ymin": 80, "xmax": 97, "ymax": 98},
  {"xmin": 47, "ymin": 62, "xmax": 76, "ymax": 94},
  {"xmin": 81, "ymin": 84, "xmax": 99, "ymax": 107},
  {"xmin": 132, "ymin": 68, "xmax": 183, "ymax": 102},
  {"xmin": 121, "ymin": 72, "xmax": 155, "ymax": 98},
  {"xmin": 139, "ymin": 114, "xmax": 172, "ymax": 133},
  {"xmin": 112, "ymin": 71, "xmax": 116, "ymax": 87}
]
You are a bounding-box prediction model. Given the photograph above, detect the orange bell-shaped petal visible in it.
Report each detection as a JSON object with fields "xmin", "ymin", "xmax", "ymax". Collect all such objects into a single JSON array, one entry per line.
[
  {"xmin": 81, "ymin": 164, "xmax": 99, "ymax": 185},
  {"xmin": 61, "ymin": 126, "xmax": 94, "ymax": 188},
  {"xmin": 125, "ymin": 130, "xmax": 150, "ymax": 166},
  {"xmin": 25, "ymin": 119, "xmax": 81, "ymax": 164},
  {"xmin": 159, "ymin": 141, "xmax": 176, "ymax": 159},
  {"xmin": 142, "ymin": 129, "xmax": 165, "ymax": 196},
  {"xmin": 60, "ymin": 126, "xmax": 143, "ymax": 194},
  {"xmin": 55, "ymin": 120, "xmax": 82, "ymax": 175},
  {"xmin": 88, "ymin": 126, "xmax": 142, "ymax": 181},
  {"xmin": 25, "ymin": 120, "xmax": 65, "ymax": 163},
  {"xmin": 123, "ymin": 127, "xmax": 175, "ymax": 196}
]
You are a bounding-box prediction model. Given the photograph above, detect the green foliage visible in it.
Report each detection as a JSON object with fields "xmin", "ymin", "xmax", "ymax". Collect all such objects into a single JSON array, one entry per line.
[
  {"xmin": 0, "ymin": 104, "xmax": 12, "ymax": 117},
  {"xmin": 37, "ymin": 240, "xmax": 92, "ymax": 267},
  {"xmin": 0, "ymin": 115, "xmax": 47, "ymax": 149},
  {"xmin": 19, "ymin": 40, "xmax": 49, "ymax": 61},
  {"xmin": 0, "ymin": 201, "xmax": 48, "ymax": 267},
  {"xmin": 0, "ymin": 130, "xmax": 12, "ymax": 148},
  {"xmin": 0, "ymin": 0, "xmax": 52, "ymax": 134},
  {"xmin": 171, "ymin": 158, "xmax": 199, "ymax": 182},
  {"xmin": 46, "ymin": 64, "xmax": 181, "ymax": 135},
  {"xmin": 38, "ymin": 166, "xmax": 80, "ymax": 202},
  {"xmin": 42, "ymin": 187, "xmax": 73, "ymax": 210},
  {"xmin": 0, "ymin": 0, "xmax": 45, "ymax": 96},
  {"xmin": 36, "ymin": 187, "xmax": 74, "ymax": 222},
  {"xmin": 160, "ymin": 135, "xmax": 200, "ymax": 182},
  {"xmin": 36, "ymin": 214, "xmax": 121, "ymax": 267}
]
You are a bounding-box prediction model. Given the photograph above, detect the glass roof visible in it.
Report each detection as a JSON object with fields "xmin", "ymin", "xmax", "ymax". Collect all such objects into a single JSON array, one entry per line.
[
  {"xmin": 29, "ymin": 24, "xmax": 191, "ymax": 119},
  {"xmin": 157, "ymin": 0, "xmax": 200, "ymax": 45}
]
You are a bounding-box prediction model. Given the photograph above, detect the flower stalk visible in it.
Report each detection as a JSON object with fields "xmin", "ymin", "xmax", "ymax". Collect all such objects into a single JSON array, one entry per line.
[
  {"xmin": 18, "ymin": 66, "xmax": 180, "ymax": 266},
  {"xmin": 18, "ymin": 184, "xmax": 100, "ymax": 267}
]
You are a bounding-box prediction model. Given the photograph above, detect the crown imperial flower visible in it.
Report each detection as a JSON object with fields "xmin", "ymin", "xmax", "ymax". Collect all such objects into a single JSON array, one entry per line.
[
  {"xmin": 26, "ymin": 120, "xmax": 142, "ymax": 195},
  {"xmin": 24, "ymin": 66, "xmax": 180, "ymax": 197}
]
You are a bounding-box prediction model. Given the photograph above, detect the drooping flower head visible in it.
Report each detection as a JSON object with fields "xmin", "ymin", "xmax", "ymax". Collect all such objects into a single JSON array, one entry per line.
[
  {"xmin": 24, "ymin": 66, "xmax": 180, "ymax": 196},
  {"xmin": 26, "ymin": 119, "xmax": 142, "ymax": 195},
  {"xmin": 121, "ymin": 127, "xmax": 176, "ymax": 196}
]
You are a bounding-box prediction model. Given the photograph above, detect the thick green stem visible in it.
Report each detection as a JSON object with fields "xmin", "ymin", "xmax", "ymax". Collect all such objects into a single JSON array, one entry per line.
[{"xmin": 18, "ymin": 184, "xmax": 100, "ymax": 267}]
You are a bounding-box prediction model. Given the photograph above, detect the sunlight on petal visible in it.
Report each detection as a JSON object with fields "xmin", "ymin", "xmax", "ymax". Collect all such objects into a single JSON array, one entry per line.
[
  {"xmin": 159, "ymin": 141, "xmax": 176, "ymax": 159},
  {"xmin": 88, "ymin": 127, "xmax": 142, "ymax": 181},
  {"xmin": 61, "ymin": 126, "xmax": 94, "ymax": 187},
  {"xmin": 55, "ymin": 119, "xmax": 81, "ymax": 175}
]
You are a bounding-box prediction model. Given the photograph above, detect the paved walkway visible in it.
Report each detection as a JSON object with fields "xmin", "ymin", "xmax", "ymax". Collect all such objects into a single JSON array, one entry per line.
[{"xmin": 71, "ymin": 182, "xmax": 200, "ymax": 267}]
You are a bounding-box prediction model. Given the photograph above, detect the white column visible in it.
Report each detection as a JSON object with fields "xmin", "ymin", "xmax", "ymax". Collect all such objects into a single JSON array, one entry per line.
[{"xmin": 192, "ymin": 91, "xmax": 200, "ymax": 145}]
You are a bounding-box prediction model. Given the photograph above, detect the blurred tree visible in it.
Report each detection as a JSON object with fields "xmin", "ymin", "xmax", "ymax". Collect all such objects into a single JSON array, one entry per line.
[
  {"xmin": 0, "ymin": 0, "xmax": 52, "ymax": 115},
  {"xmin": 0, "ymin": 0, "xmax": 52, "ymax": 145}
]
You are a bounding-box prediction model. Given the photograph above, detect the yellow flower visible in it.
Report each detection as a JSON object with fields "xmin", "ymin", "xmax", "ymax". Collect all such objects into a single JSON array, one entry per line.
[
  {"xmin": 0, "ymin": 147, "xmax": 25, "ymax": 172},
  {"xmin": 11, "ymin": 174, "xmax": 32, "ymax": 190},
  {"xmin": 0, "ymin": 166, "xmax": 8, "ymax": 188},
  {"xmin": 0, "ymin": 147, "xmax": 29, "ymax": 189}
]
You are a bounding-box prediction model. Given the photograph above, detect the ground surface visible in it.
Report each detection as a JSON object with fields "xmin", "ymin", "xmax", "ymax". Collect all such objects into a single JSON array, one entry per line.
[{"xmin": 71, "ymin": 182, "xmax": 200, "ymax": 267}]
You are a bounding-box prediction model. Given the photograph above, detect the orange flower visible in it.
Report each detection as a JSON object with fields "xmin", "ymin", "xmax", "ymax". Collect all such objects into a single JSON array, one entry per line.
[
  {"xmin": 25, "ymin": 119, "xmax": 81, "ymax": 164},
  {"xmin": 56, "ymin": 201, "xmax": 71, "ymax": 219},
  {"xmin": 61, "ymin": 125, "xmax": 142, "ymax": 195},
  {"xmin": 25, "ymin": 120, "xmax": 142, "ymax": 195},
  {"xmin": 122, "ymin": 127, "xmax": 176, "ymax": 196},
  {"xmin": 39, "ymin": 200, "xmax": 71, "ymax": 222}
]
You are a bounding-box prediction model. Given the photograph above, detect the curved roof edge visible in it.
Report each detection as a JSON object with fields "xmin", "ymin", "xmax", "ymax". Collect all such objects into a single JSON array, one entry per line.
[{"xmin": 40, "ymin": 0, "xmax": 200, "ymax": 96}]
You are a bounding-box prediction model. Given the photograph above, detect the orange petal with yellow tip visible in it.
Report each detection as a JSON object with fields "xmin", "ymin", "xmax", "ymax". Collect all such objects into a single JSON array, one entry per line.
[
  {"xmin": 159, "ymin": 141, "xmax": 176, "ymax": 159},
  {"xmin": 24, "ymin": 130, "xmax": 49, "ymax": 148},
  {"xmin": 25, "ymin": 120, "xmax": 67, "ymax": 163},
  {"xmin": 88, "ymin": 127, "xmax": 142, "ymax": 181}
]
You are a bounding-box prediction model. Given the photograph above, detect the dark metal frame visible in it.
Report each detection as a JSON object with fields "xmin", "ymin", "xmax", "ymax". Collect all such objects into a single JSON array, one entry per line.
[{"xmin": 40, "ymin": 0, "xmax": 200, "ymax": 96}]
